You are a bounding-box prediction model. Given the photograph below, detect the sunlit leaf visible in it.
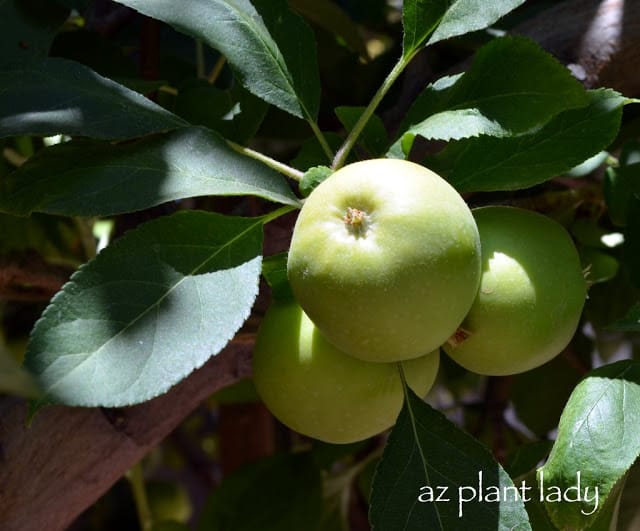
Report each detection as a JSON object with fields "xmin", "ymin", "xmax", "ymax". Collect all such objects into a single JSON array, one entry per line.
[{"xmin": 25, "ymin": 210, "xmax": 265, "ymax": 407}]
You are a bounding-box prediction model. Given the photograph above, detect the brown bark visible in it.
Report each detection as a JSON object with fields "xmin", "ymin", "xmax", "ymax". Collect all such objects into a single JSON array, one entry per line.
[
  {"xmin": 0, "ymin": 252, "xmax": 72, "ymax": 302},
  {"xmin": 514, "ymin": 0, "xmax": 640, "ymax": 96},
  {"xmin": 0, "ymin": 335, "xmax": 253, "ymax": 531}
]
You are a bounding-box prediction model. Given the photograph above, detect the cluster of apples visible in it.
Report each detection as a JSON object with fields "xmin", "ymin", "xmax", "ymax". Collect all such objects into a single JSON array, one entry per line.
[{"xmin": 252, "ymin": 159, "xmax": 587, "ymax": 444}]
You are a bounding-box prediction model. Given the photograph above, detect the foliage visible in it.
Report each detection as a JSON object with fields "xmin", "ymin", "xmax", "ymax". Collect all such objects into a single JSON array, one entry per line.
[{"xmin": 1, "ymin": 0, "xmax": 640, "ymax": 529}]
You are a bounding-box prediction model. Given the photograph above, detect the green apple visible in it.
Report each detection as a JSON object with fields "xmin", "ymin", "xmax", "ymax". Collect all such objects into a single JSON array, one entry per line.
[
  {"xmin": 444, "ymin": 206, "xmax": 587, "ymax": 376},
  {"xmin": 252, "ymin": 301, "xmax": 440, "ymax": 444},
  {"xmin": 287, "ymin": 158, "xmax": 481, "ymax": 362}
]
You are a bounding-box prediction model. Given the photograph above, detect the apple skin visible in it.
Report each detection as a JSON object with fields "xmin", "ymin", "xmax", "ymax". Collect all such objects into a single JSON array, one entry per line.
[
  {"xmin": 287, "ymin": 158, "xmax": 481, "ymax": 362},
  {"xmin": 443, "ymin": 206, "xmax": 587, "ymax": 376},
  {"xmin": 252, "ymin": 301, "xmax": 440, "ymax": 444}
]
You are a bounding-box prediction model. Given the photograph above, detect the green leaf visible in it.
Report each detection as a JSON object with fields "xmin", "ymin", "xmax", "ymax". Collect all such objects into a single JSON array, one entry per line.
[
  {"xmin": 623, "ymin": 200, "xmax": 640, "ymax": 289},
  {"xmin": 393, "ymin": 36, "xmax": 589, "ymax": 151},
  {"xmin": 0, "ymin": 127, "xmax": 300, "ymax": 217},
  {"xmin": 431, "ymin": 89, "xmax": 627, "ymax": 193},
  {"xmin": 291, "ymin": 132, "xmax": 345, "ymax": 170},
  {"xmin": 607, "ymin": 303, "xmax": 640, "ymax": 332},
  {"xmin": 402, "ymin": 0, "xmax": 450, "ymax": 58},
  {"xmin": 538, "ymin": 360, "xmax": 640, "ymax": 529},
  {"xmin": 0, "ymin": 57, "xmax": 187, "ymax": 139},
  {"xmin": 175, "ymin": 79, "xmax": 268, "ymax": 144},
  {"xmin": 289, "ymin": 0, "xmax": 368, "ymax": 58},
  {"xmin": 580, "ymin": 248, "xmax": 619, "ymax": 285},
  {"xmin": 604, "ymin": 141, "xmax": 640, "ymax": 226},
  {"xmin": 335, "ymin": 106, "xmax": 388, "ymax": 157},
  {"xmin": 511, "ymin": 355, "xmax": 583, "ymax": 437},
  {"xmin": 370, "ymin": 387, "xmax": 532, "ymax": 530},
  {"xmin": 196, "ymin": 452, "xmax": 322, "ymax": 531},
  {"xmin": 0, "ymin": 0, "xmax": 68, "ymax": 66},
  {"xmin": 112, "ymin": 0, "xmax": 320, "ymax": 121},
  {"xmin": 402, "ymin": 0, "xmax": 524, "ymax": 57},
  {"xmin": 505, "ymin": 441, "xmax": 554, "ymax": 480},
  {"xmin": 261, "ymin": 252, "xmax": 294, "ymax": 302},
  {"xmin": 24, "ymin": 210, "xmax": 265, "ymax": 407},
  {"xmin": 427, "ymin": 0, "xmax": 525, "ymax": 46}
]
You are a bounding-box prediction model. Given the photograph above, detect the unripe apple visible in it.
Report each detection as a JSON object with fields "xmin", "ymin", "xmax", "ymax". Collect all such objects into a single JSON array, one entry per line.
[
  {"xmin": 287, "ymin": 158, "xmax": 481, "ymax": 362},
  {"xmin": 444, "ymin": 206, "xmax": 587, "ymax": 376},
  {"xmin": 252, "ymin": 301, "xmax": 440, "ymax": 444}
]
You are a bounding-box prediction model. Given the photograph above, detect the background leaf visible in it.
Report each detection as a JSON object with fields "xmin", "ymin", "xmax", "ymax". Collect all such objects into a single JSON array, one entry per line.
[
  {"xmin": 196, "ymin": 452, "xmax": 322, "ymax": 531},
  {"xmin": 335, "ymin": 106, "xmax": 388, "ymax": 157},
  {"xmin": 0, "ymin": 57, "xmax": 187, "ymax": 139},
  {"xmin": 174, "ymin": 79, "xmax": 268, "ymax": 144},
  {"xmin": 24, "ymin": 210, "xmax": 265, "ymax": 407},
  {"xmin": 0, "ymin": 0, "xmax": 68, "ymax": 66},
  {"xmin": 430, "ymin": 89, "xmax": 627, "ymax": 192},
  {"xmin": 539, "ymin": 360, "xmax": 640, "ymax": 529},
  {"xmin": 370, "ymin": 387, "xmax": 532, "ymax": 530},
  {"xmin": 607, "ymin": 303, "xmax": 640, "ymax": 332},
  {"xmin": 113, "ymin": 0, "xmax": 320, "ymax": 121},
  {"xmin": 289, "ymin": 0, "xmax": 368, "ymax": 58},
  {"xmin": 0, "ymin": 127, "xmax": 300, "ymax": 217},
  {"xmin": 393, "ymin": 36, "xmax": 589, "ymax": 150}
]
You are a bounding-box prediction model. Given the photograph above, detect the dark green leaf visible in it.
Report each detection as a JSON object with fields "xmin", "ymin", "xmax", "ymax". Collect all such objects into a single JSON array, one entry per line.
[
  {"xmin": 112, "ymin": 0, "xmax": 320, "ymax": 121},
  {"xmin": 505, "ymin": 441, "xmax": 554, "ymax": 480},
  {"xmin": 24, "ymin": 210, "xmax": 265, "ymax": 407},
  {"xmin": 370, "ymin": 387, "xmax": 531, "ymax": 530},
  {"xmin": 580, "ymin": 248, "xmax": 619, "ymax": 285},
  {"xmin": 604, "ymin": 141, "xmax": 640, "ymax": 226},
  {"xmin": 517, "ymin": 471, "xmax": 558, "ymax": 531},
  {"xmin": 291, "ymin": 132, "xmax": 344, "ymax": 170},
  {"xmin": 289, "ymin": 0, "xmax": 368, "ymax": 58},
  {"xmin": 210, "ymin": 378, "xmax": 260, "ymax": 404},
  {"xmin": 0, "ymin": 0, "xmax": 68, "ymax": 66},
  {"xmin": 0, "ymin": 57, "xmax": 187, "ymax": 139},
  {"xmin": 335, "ymin": 106, "xmax": 388, "ymax": 157},
  {"xmin": 605, "ymin": 166, "xmax": 636, "ymax": 227},
  {"xmin": 0, "ymin": 127, "xmax": 300, "ymax": 217},
  {"xmin": 175, "ymin": 79, "xmax": 268, "ymax": 144},
  {"xmin": 539, "ymin": 360, "xmax": 640, "ymax": 529},
  {"xmin": 623, "ymin": 200, "xmax": 640, "ymax": 289},
  {"xmin": 393, "ymin": 36, "xmax": 589, "ymax": 151},
  {"xmin": 196, "ymin": 452, "xmax": 322, "ymax": 531},
  {"xmin": 607, "ymin": 303, "xmax": 640, "ymax": 332},
  {"xmin": 261, "ymin": 252, "xmax": 294, "ymax": 301},
  {"xmin": 431, "ymin": 89, "xmax": 627, "ymax": 193}
]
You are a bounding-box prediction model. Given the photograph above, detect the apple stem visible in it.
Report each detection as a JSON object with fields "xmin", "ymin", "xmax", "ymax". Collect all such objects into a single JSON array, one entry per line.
[{"xmin": 225, "ymin": 139, "xmax": 305, "ymax": 182}]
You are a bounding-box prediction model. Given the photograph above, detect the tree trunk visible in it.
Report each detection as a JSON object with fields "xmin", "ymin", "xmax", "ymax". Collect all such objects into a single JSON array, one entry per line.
[{"xmin": 0, "ymin": 337, "xmax": 253, "ymax": 531}]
